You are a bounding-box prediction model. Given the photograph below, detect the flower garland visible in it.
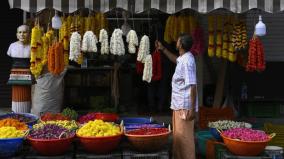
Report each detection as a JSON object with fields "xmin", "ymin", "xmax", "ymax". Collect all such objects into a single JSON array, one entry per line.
[
  {"xmin": 222, "ymin": 17, "xmax": 230, "ymax": 59},
  {"xmin": 142, "ymin": 54, "xmax": 153, "ymax": 83},
  {"xmin": 110, "ymin": 29, "xmax": 125, "ymax": 56},
  {"xmin": 126, "ymin": 30, "xmax": 138, "ymax": 54},
  {"xmin": 69, "ymin": 32, "xmax": 82, "ymax": 63},
  {"xmin": 99, "ymin": 29, "xmax": 109, "ymax": 55},
  {"xmin": 59, "ymin": 18, "xmax": 70, "ymax": 66},
  {"xmin": 216, "ymin": 16, "xmax": 223, "ymax": 58},
  {"xmin": 231, "ymin": 20, "xmax": 247, "ymax": 51},
  {"xmin": 246, "ymin": 36, "xmax": 265, "ymax": 72},
  {"xmin": 208, "ymin": 16, "xmax": 215, "ymax": 57},
  {"xmin": 137, "ymin": 35, "xmax": 150, "ymax": 63},
  {"xmin": 81, "ymin": 31, "xmax": 98, "ymax": 53},
  {"xmin": 30, "ymin": 25, "xmax": 43, "ymax": 79},
  {"xmin": 48, "ymin": 42, "xmax": 65, "ymax": 75},
  {"xmin": 228, "ymin": 17, "xmax": 237, "ymax": 62}
]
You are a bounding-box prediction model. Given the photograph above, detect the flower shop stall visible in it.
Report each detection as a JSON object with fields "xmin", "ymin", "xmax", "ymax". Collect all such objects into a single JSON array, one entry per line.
[{"xmin": 5, "ymin": 0, "xmax": 284, "ymax": 158}]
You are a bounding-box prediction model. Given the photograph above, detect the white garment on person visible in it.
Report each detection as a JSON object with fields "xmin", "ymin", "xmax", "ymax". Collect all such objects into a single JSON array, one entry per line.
[
  {"xmin": 7, "ymin": 42, "xmax": 30, "ymax": 58},
  {"xmin": 170, "ymin": 52, "xmax": 198, "ymax": 111}
]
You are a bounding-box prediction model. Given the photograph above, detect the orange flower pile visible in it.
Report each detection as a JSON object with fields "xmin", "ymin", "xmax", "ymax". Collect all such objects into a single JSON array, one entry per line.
[{"xmin": 0, "ymin": 118, "xmax": 28, "ymax": 131}]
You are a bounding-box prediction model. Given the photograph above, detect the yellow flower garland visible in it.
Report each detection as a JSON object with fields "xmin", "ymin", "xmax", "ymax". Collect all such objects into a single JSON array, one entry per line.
[
  {"xmin": 208, "ymin": 16, "xmax": 215, "ymax": 57},
  {"xmin": 216, "ymin": 16, "xmax": 223, "ymax": 58},
  {"xmin": 30, "ymin": 25, "xmax": 43, "ymax": 78}
]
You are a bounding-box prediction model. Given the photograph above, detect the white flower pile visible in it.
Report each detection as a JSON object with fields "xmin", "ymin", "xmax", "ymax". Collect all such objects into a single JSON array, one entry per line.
[
  {"xmin": 126, "ymin": 30, "xmax": 138, "ymax": 54},
  {"xmin": 208, "ymin": 120, "xmax": 252, "ymax": 130},
  {"xmin": 142, "ymin": 54, "xmax": 153, "ymax": 83},
  {"xmin": 69, "ymin": 32, "xmax": 81, "ymax": 62},
  {"xmin": 81, "ymin": 31, "xmax": 98, "ymax": 52},
  {"xmin": 137, "ymin": 35, "xmax": 150, "ymax": 63},
  {"xmin": 110, "ymin": 29, "xmax": 125, "ymax": 56},
  {"xmin": 99, "ymin": 29, "xmax": 109, "ymax": 55}
]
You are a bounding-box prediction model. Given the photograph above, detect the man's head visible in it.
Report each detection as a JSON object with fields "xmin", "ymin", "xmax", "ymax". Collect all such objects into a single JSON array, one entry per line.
[
  {"xmin": 16, "ymin": 25, "xmax": 30, "ymax": 44},
  {"xmin": 176, "ymin": 33, "xmax": 193, "ymax": 54}
]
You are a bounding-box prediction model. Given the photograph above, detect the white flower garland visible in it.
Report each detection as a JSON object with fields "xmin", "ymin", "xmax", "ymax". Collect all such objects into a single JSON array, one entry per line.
[
  {"xmin": 69, "ymin": 32, "xmax": 81, "ymax": 62},
  {"xmin": 110, "ymin": 29, "xmax": 125, "ymax": 56},
  {"xmin": 81, "ymin": 31, "xmax": 98, "ymax": 52},
  {"xmin": 137, "ymin": 35, "xmax": 150, "ymax": 63},
  {"xmin": 143, "ymin": 54, "xmax": 153, "ymax": 83},
  {"xmin": 99, "ymin": 29, "xmax": 109, "ymax": 55},
  {"xmin": 126, "ymin": 30, "xmax": 138, "ymax": 54}
]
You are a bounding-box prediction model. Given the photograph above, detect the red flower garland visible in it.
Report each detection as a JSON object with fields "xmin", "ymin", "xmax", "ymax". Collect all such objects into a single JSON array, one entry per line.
[{"xmin": 246, "ymin": 37, "xmax": 265, "ymax": 72}]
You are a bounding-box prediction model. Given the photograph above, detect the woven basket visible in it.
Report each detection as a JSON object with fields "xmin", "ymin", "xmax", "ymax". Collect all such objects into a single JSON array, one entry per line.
[{"xmin": 125, "ymin": 131, "xmax": 171, "ymax": 152}]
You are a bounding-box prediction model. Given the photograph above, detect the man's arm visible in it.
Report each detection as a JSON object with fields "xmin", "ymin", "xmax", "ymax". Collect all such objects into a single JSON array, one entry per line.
[
  {"xmin": 161, "ymin": 47, "xmax": 177, "ymax": 64},
  {"xmin": 156, "ymin": 41, "xmax": 177, "ymax": 63}
]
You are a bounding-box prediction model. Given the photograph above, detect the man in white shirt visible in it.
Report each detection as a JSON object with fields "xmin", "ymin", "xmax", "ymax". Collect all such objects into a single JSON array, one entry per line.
[{"xmin": 156, "ymin": 33, "xmax": 197, "ymax": 159}]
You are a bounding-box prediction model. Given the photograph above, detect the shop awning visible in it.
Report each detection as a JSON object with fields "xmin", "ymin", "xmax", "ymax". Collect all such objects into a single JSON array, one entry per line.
[{"xmin": 8, "ymin": 0, "xmax": 284, "ymax": 14}]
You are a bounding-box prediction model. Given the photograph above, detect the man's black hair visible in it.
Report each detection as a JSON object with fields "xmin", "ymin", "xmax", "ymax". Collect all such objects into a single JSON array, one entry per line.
[{"xmin": 179, "ymin": 33, "xmax": 193, "ymax": 52}]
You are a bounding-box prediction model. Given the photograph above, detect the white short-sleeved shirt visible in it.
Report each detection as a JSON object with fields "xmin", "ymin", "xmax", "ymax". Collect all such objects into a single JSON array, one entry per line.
[
  {"xmin": 170, "ymin": 52, "xmax": 198, "ymax": 111},
  {"xmin": 7, "ymin": 42, "xmax": 30, "ymax": 58}
]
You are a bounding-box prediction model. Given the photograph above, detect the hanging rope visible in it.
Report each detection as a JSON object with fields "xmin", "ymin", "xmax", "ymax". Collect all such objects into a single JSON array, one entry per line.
[
  {"xmin": 131, "ymin": 5, "xmax": 135, "ymax": 30},
  {"xmin": 147, "ymin": 10, "xmax": 150, "ymax": 37},
  {"xmin": 115, "ymin": 10, "xmax": 119, "ymax": 28}
]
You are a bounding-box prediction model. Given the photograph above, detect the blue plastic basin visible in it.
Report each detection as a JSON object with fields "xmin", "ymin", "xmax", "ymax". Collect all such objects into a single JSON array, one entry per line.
[
  {"xmin": 0, "ymin": 137, "xmax": 24, "ymax": 157},
  {"xmin": 120, "ymin": 117, "xmax": 152, "ymax": 125}
]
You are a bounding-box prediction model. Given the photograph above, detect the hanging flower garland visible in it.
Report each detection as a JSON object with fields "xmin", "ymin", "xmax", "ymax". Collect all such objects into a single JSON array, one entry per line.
[
  {"xmin": 137, "ymin": 35, "xmax": 150, "ymax": 63},
  {"xmin": 59, "ymin": 18, "xmax": 70, "ymax": 66},
  {"xmin": 126, "ymin": 30, "xmax": 138, "ymax": 54},
  {"xmin": 48, "ymin": 42, "xmax": 65, "ymax": 75},
  {"xmin": 30, "ymin": 25, "xmax": 43, "ymax": 79},
  {"xmin": 216, "ymin": 16, "xmax": 223, "ymax": 58},
  {"xmin": 222, "ymin": 17, "xmax": 230, "ymax": 59},
  {"xmin": 208, "ymin": 16, "xmax": 215, "ymax": 57},
  {"xmin": 81, "ymin": 31, "xmax": 98, "ymax": 53},
  {"xmin": 69, "ymin": 32, "xmax": 82, "ymax": 63},
  {"xmin": 246, "ymin": 36, "xmax": 265, "ymax": 72},
  {"xmin": 99, "ymin": 29, "xmax": 109, "ymax": 55},
  {"xmin": 142, "ymin": 54, "xmax": 153, "ymax": 83},
  {"xmin": 110, "ymin": 29, "xmax": 125, "ymax": 56}
]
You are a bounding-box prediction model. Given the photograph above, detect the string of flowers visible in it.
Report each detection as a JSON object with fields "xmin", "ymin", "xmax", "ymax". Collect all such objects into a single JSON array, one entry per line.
[
  {"xmin": 69, "ymin": 32, "xmax": 81, "ymax": 63},
  {"xmin": 81, "ymin": 31, "xmax": 98, "ymax": 53},
  {"xmin": 99, "ymin": 29, "xmax": 109, "ymax": 55},
  {"xmin": 30, "ymin": 25, "xmax": 43, "ymax": 78},
  {"xmin": 126, "ymin": 30, "xmax": 138, "ymax": 54},
  {"xmin": 110, "ymin": 29, "xmax": 125, "ymax": 56},
  {"xmin": 142, "ymin": 54, "xmax": 152, "ymax": 83},
  {"xmin": 137, "ymin": 35, "xmax": 150, "ymax": 63}
]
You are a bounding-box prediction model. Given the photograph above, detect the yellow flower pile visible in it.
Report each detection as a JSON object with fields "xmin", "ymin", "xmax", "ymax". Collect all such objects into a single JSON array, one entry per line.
[
  {"xmin": 0, "ymin": 126, "xmax": 25, "ymax": 139},
  {"xmin": 77, "ymin": 120, "xmax": 121, "ymax": 137}
]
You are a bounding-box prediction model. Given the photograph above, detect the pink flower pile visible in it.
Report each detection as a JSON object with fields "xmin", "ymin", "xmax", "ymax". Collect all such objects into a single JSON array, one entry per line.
[{"xmin": 223, "ymin": 128, "xmax": 269, "ymax": 141}]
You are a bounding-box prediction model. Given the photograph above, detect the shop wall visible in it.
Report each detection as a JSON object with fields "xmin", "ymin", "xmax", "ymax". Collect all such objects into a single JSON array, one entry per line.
[{"xmin": 0, "ymin": 2, "xmax": 23, "ymax": 107}]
